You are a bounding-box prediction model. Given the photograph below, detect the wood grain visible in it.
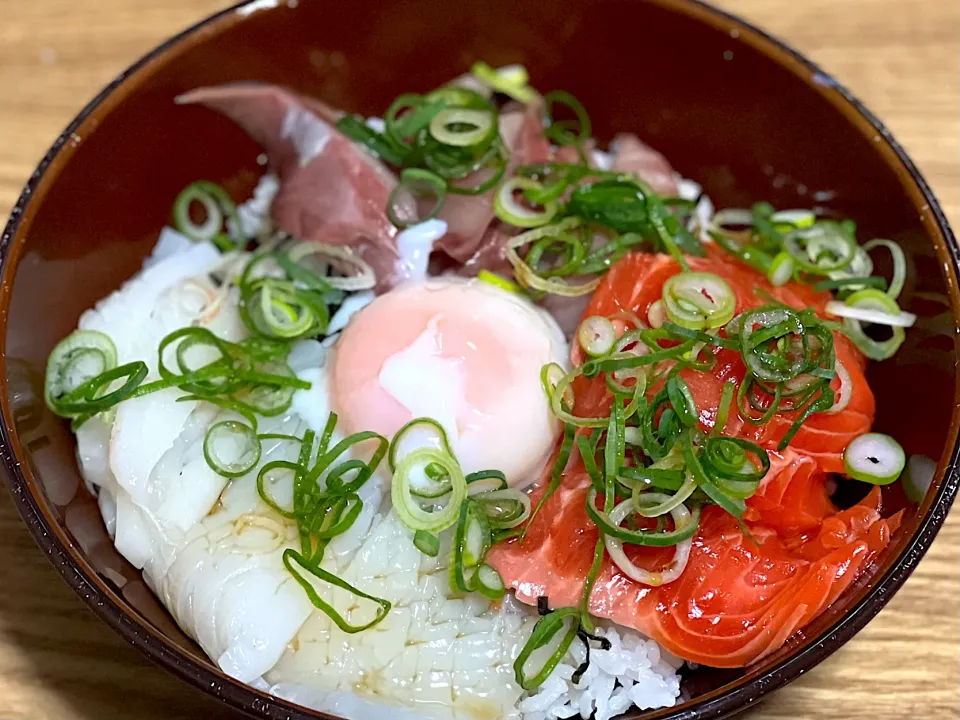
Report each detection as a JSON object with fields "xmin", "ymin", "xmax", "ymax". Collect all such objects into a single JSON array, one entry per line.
[{"xmin": 0, "ymin": 1, "xmax": 957, "ymax": 719}]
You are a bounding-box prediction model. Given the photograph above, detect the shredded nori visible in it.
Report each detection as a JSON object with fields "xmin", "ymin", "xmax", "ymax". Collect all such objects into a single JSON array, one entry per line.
[
  {"xmin": 572, "ymin": 627, "xmax": 612, "ymax": 684},
  {"xmin": 537, "ymin": 596, "xmax": 551, "ymax": 616}
]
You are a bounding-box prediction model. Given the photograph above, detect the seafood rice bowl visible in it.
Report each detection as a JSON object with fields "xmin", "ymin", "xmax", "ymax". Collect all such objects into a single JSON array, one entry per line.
[{"xmin": 43, "ymin": 63, "xmax": 920, "ymax": 720}]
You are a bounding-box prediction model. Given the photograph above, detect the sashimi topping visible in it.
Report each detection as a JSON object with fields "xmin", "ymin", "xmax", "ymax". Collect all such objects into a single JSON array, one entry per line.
[{"xmin": 489, "ymin": 245, "xmax": 908, "ymax": 673}]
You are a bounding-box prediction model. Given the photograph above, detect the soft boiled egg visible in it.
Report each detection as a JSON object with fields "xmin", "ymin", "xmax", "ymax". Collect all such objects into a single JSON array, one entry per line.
[{"xmin": 331, "ymin": 277, "xmax": 567, "ymax": 487}]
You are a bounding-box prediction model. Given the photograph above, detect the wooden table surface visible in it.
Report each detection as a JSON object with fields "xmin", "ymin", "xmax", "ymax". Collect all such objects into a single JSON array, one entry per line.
[{"xmin": 0, "ymin": 1, "xmax": 957, "ymax": 718}]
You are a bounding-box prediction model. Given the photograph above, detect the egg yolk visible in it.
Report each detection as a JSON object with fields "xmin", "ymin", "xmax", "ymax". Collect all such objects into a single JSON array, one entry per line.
[{"xmin": 331, "ymin": 278, "xmax": 566, "ymax": 485}]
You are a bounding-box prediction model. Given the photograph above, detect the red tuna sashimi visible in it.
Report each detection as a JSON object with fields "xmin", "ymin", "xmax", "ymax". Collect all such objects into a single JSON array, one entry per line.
[
  {"xmin": 178, "ymin": 84, "xmax": 419, "ymax": 289},
  {"xmin": 436, "ymin": 104, "xmax": 552, "ymax": 264},
  {"xmin": 610, "ymin": 134, "xmax": 680, "ymax": 196},
  {"xmin": 487, "ymin": 462, "xmax": 900, "ymax": 667},
  {"xmin": 572, "ymin": 249, "xmax": 874, "ymax": 471}
]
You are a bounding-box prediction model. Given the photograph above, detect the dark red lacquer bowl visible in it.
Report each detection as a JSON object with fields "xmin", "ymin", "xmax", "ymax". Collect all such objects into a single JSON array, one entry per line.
[{"xmin": 1, "ymin": 1, "xmax": 956, "ymax": 718}]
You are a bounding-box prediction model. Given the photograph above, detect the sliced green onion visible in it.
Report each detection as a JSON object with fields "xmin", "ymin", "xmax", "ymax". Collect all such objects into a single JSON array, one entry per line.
[
  {"xmin": 494, "ymin": 177, "xmax": 558, "ymax": 228},
  {"xmin": 336, "ymin": 115, "xmax": 407, "ymax": 166},
  {"xmin": 473, "ymin": 488, "xmax": 531, "ymax": 529},
  {"xmin": 450, "ymin": 500, "xmax": 491, "ymax": 592},
  {"xmin": 257, "ymin": 459, "xmax": 301, "ymax": 518},
  {"xmin": 283, "ymin": 549, "xmax": 391, "ymax": 633},
  {"xmin": 470, "ymin": 62, "xmax": 537, "ymax": 103},
  {"xmin": 578, "ymin": 316, "xmax": 616, "ymax": 357},
  {"xmin": 617, "ymin": 466, "xmax": 686, "ymax": 492},
  {"xmin": 666, "ymin": 375, "xmax": 698, "ymax": 427},
  {"xmin": 662, "ymin": 272, "xmax": 736, "ymax": 330},
  {"xmin": 389, "ymin": 417, "xmax": 454, "ymax": 471},
  {"xmin": 476, "ymin": 270, "xmax": 522, "ymax": 293},
  {"xmin": 413, "ymin": 529, "xmax": 440, "ymax": 557},
  {"xmin": 712, "ymin": 208, "xmax": 754, "ymax": 229},
  {"xmin": 514, "ymin": 607, "xmax": 580, "ymax": 690},
  {"xmin": 813, "ymin": 275, "xmax": 887, "ymax": 292},
  {"xmin": 383, "ymin": 93, "xmax": 446, "ymax": 151},
  {"xmin": 777, "ymin": 385, "xmax": 835, "ymax": 451},
  {"xmin": 173, "ymin": 181, "xmax": 240, "ymax": 245},
  {"xmin": 586, "ymin": 488, "xmax": 701, "ymax": 546},
  {"xmin": 830, "ymin": 288, "xmax": 910, "ymax": 360},
  {"xmin": 713, "ymin": 380, "xmax": 736, "ymax": 436},
  {"xmin": 313, "ymin": 430, "xmax": 388, "ymax": 495},
  {"xmin": 767, "ymin": 252, "xmax": 795, "ymax": 287},
  {"xmin": 203, "ymin": 420, "xmax": 261, "ymax": 478},
  {"xmin": 392, "ymin": 447, "xmax": 467, "ymax": 532},
  {"xmin": 862, "ymin": 238, "xmax": 907, "ymax": 300},
  {"xmin": 647, "ymin": 299, "xmax": 666, "ymax": 329},
  {"xmin": 542, "ymin": 90, "xmax": 591, "ymax": 146},
  {"xmin": 429, "ymin": 108, "xmax": 495, "ymax": 148},
  {"xmin": 826, "ymin": 359, "xmax": 853, "ymax": 415},
  {"xmin": 473, "ymin": 564, "xmax": 506, "ymax": 600},
  {"xmin": 843, "ymin": 433, "xmax": 905, "ymax": 485},
  {"xmin": 826, "ymin": 290, "xmax": 916, "ymax": 327},
  {"xmin": 783, "ymin": 221, "xmax": 857, "ymax": 274},
  {"xmin": 388, "ymin": 168, "xmax": 446, "ymax": 228},
  {"xmin": 632, "ymin": 474, "xmax": 696, "ymax": 518},
  {"xmin": 507, "ymin": 219, "xmax": 600, "ymax": 297},
  {"xmin": 604, "ymin": 494, "xmax": 695, "ymax": 586},
  {"xmin": 522, "ymin": 422, "xmax": 575, "ymax": 540},
  {"xmin": 466, "ymin": 469, "xmax": 509, "ymax": 494},
  {"xmin": 45, "ymin": 330, "xmax": 118, "ymax": 416},
  {"xmin": 52, "ymin": 361, "xmax": 148, "ymax": 418},
  {"xmin": 771, "ymin": 209, "xmax": 816, "ymax": 228},
  {"xmin": 710, "ymin": 231, "xmax": 774, "ymax": 275},
  {"xmin": 309, "ymin": 493, "xmax": 364, "ymax": 539},
  {"xmin": 460, "ymin": 502, "xmax": 491, "ymax": 567}
]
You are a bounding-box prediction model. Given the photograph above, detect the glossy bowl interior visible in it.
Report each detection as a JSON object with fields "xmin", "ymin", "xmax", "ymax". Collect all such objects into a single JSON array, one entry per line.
[{"xmin": 1, "ymin": 1, "xmax": 957, "ymax": 718}]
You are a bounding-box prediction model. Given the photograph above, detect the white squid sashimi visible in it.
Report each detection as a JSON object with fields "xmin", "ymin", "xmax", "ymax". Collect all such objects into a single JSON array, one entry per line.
[
  {"xmin": 85, "ymin": 236, "xmax": 246, "ymax": 537},
  {"xmin": 79, "ymin": 234, "xmax": 237, "ymax": 366},
  {"xmin": 268, "ymin": 512, "xmax": 534, "ymax": 720},
  {"xmin": 155, "ymin": 523, "xmax": 313, "ymax": 683}
]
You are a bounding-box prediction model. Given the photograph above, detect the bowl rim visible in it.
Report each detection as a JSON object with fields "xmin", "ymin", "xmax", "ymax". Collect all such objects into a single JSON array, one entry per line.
[{"xmin": 0, "ymin": 1, "xmax": 957, "ymax": 719}]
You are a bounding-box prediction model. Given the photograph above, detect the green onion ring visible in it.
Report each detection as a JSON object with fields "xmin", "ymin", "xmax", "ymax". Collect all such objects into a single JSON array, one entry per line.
[
  {"xmin": 542, "ymin": 90, "xmax": 591, "ymax": 146},
  {"xmin": 203, "ymin": 420, "xmax": 262, "ymax": 478},
  {"xmin": 604, "ymin": 493, "xmax": 695, "ymax": 586},
  {"xmin": 662, "ymin": 272, "xmax": 736, "ymax": 330},
  {"xmin": 494, "ymin": 177, "xmax": 558, "ymax": 228},
  {"xmin": 783, "ymin": 221, "xmax": 857, "ymax": 275},
  {"xmin": 428, "ymin": 107, "xmax": 496, "ymax": 148},
  {"xmin": 513, "ymin": 607, "xmax": 581, "ymax": 690},
  {"xmin": 173, "ymin": 181, "xmax": 241, "ymax": 246},
  {"xmin": 45, "ymin": 330, "xmax": 118, "ymax": 416},
  {"xmin": 413, "ymin": 529, "xmax": 440, "ymax": 557},
  {"xmin": 392, "ymin": 447, "xmax": 467, "ymax": 533},
  {"xmin": 843, "ymin": 432, "xmax": 905, "ymax": 485},
  {"xmin": 388, "ymin": 168, "xmax": 446, "ymax": 228},
  {"xmin": 283, "ymin": 549, "xmax": 391, "ymax": 633}
]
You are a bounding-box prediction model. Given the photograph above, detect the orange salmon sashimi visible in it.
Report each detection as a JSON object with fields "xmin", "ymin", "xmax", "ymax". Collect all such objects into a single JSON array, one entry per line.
[
  {"xmin": 573, "ymin": 248, "xmax": 875, "ymax": 472},
  {"xmin": 488, "ymin": 462, "xmax": 901, "ymax": 668},
  {"xmin": 488, "ymin": 249, "xmax": 897, "ymax": 668}
]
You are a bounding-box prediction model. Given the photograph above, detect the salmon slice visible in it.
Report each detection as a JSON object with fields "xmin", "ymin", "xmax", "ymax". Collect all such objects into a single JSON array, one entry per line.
[
  {"xmin": 487, "ymin": 248, "xmax": 895, "ymax": 668},
  {"xmin": 487, "ymin": 466, "xmax": 900, "ymax": 667},
  {"xmin": 744, "ymin": 448, "xmax": 835, "ymax": 536},
  {"xmin": 572, "ymin": 248, "xmax": 874, "ymax": 471}
]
